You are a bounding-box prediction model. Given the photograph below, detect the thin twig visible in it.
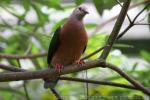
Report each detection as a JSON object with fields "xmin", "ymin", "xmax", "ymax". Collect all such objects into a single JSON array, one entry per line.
[
  {"xmin": 132, "ymin": 3, "xmax": 150, "ymax": 23},
  {"xmin": 116, "ymin": 0, "xmax": 132, "ymax": 23},
  {"xmin": 23, "ymin": 82, "xmax": 30, "ymax": 100},
  {"xmin": 91, "ymin": 1, "xmax": 147, "ymax": 35},
  {"xmin": 117, "ymin": 3, "xmax": 150, "ymax": 40},
  {"xmin": 0, "ymin": 64, "xmax": 26, "ymax": 72},
  {"xmin": 16, "ymin": 59, "xmax": 30, "ymax": 100},
  {"xmin": 60, "ymin": 77, "xmax": 140, "ymax": 90},
  {"xmin": 134, "ymin": 23, "xmax": 150, "ymax": 25},
  {"xmin": 81, "ymin": 45, "xmax": 108, "ymax": 60},
  {"xmin": 0, "ymin": 53, "xmax": 47, "ymax": 59},
  {"xmin": 137, "ymin": 10, "xmax": 150, "ymax": 23},
  {"xmin": 85, "ymin": 70, "xmax": 89, "ymax": 100},
  {"xmin": 116, "ymin": 23, "xmax": 133, "ymax": 40}
]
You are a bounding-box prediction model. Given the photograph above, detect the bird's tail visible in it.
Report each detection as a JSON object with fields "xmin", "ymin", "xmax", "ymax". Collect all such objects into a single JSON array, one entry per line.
[
  {"xmin": 44, "ymin": 77, "xmax": 63, "ymax": 100},
  {"xmin": 44, "ymin": 77, "xmax": 59, "ymax": 89}
]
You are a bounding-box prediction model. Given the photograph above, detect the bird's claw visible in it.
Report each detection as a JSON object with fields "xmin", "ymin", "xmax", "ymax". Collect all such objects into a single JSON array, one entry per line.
[
  {"xmin": 55, "ymin": 64, "xmax": 63, "ymax": 73},
  {"xmin": 76, "ymin": 60, "xmax": 85, "ymax": 67}
]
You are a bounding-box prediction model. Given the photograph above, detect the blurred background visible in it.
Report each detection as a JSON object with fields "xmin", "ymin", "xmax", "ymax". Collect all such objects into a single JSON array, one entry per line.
[{"xmin": 0, "ymin": 0, "xmax": 150, "ymax": 100}]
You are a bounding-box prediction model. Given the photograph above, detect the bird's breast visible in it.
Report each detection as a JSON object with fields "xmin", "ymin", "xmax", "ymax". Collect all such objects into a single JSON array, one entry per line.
[{"xmin": 51, "ymin": 24, "xmax": 88, "ymax": 66}]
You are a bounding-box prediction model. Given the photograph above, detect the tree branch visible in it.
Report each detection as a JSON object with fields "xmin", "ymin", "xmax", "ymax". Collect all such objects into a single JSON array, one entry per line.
[
  {"xmin": 60, "ymin": 77, "xmax": 139, "ymax": 90},
  {"xmin": 100, "ymin": 0, "xmax": 131, "ymax": 60},
  {"xmin": 0, "ymin": 64, "xmax": 26, "ymax": 72},
  {"xmin": 106, "ymin": 63, "xmax": 150, "ymax": 95},
  {"xmin": 0, "ymin": 64, "xmax": 143, "ymax": 92},
  {"xmin": 0, "ymin": 60, "xmax": 104, "ymax": 82},
  {"xmin": 116, "ymin": 0, "xmax": 132, "ymax": 23},
  {"xmin": 0, "ymin": 60, "xmax": 150, "ymax": 95},
  {"xmin": 0, "ymin": 0, "xmax": 149, "ymax": 98}
]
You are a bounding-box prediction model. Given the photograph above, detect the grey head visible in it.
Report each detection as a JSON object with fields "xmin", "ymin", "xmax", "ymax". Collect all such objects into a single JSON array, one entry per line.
[{"xmin": 70, "ymin": 5, "xmax": 89, "ymax": 20}]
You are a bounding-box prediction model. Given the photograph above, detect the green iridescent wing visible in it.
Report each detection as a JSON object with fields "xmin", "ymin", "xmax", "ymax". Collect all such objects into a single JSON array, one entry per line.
[{"xmin": 47, "ymin": 26, "xmax": 61, "ymax": 65}]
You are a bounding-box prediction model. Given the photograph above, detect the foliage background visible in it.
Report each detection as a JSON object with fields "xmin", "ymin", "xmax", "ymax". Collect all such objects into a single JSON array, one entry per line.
[{"xmin": 0, "ymin": 0, "xmax": 149, "ymax": 100}]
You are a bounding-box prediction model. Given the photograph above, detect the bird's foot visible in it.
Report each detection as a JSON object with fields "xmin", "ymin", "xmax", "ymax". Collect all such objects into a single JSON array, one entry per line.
[
  {"xmin": 55, "ymin": 64, "xmax": 63, "ymax": 73},
  {"xmin": 75, "ymin": 60, "xmax": 85, "ymax": 67}
]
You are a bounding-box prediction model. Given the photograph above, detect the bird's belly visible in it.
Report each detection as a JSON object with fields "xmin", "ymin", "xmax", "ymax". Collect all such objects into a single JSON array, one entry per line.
[{"xmin": 51, "ymin": 41, "xmax": 86, "ymax": 66}]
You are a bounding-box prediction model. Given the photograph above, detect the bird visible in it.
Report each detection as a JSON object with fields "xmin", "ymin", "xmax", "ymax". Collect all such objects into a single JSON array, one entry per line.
[{"xmin": 44, "ymin": 5, "xmax": 89, "ymax": 92}]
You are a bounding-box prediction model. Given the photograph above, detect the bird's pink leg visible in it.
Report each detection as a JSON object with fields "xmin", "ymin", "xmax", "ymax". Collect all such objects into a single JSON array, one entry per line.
[
  {"xmin": 55, "ymin": 64, "xmax": 63, "ymax": 73},
  {"xmin": 75, "ymin": 60, "xmax": 85, "ymax": 66}
]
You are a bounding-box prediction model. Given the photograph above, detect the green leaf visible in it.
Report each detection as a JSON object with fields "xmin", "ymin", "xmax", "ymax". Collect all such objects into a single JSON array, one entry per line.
[
  {"xmin": 86, "ymin": 34, "xmax": 107, "ymax": 59},
  {"xmin": 46, "ymin": 0, "xmax": 63, "ymax": 10},
  {"xmin": 75, "ymin": 0, "xmax": 85, "ymax": 5},
  {"xmin": 85, "ymin": 23, "xmax": 97, "ymax": 29},
  {"xmin": 140, "ymin": 50, "xmax": 150, "ymax": 62},
  {"xmin": 36, "ymin": 0, "xmax": 63, "ymax": 10},
  {"xmin": 92, "ymin": 0, "xmax": 116, "ymax": 15},
  {"xmin": 0, "ymin": 0, "xmax": 11, "ymax": 4},
  {"xmin": 22, "ymin": 0, "xmax": 30, "ymax": 12},
  {"xmin": 92, "ymin": 0, "xmax": 104, "ymax": 15},
  {"xmin": 0, "ymin": 87, "xmax": 25, "ymax": 96}
]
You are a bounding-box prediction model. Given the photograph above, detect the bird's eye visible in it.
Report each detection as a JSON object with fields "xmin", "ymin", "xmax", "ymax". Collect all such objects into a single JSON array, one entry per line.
[{"xmin": 78, "ymin": 7, "xmax": 82, "ymax": 11}]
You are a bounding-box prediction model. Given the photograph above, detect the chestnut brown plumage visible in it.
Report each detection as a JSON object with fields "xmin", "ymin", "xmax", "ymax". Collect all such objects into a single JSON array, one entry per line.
[{"xmin": 44, "ymin": 6, "xmax": 88, "ymax": 90}]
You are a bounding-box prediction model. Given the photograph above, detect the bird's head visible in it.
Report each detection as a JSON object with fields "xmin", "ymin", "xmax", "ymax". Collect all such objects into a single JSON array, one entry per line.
[{"xmin": 71, "ymin": 6, "xmax": 89, "ymax": 20}]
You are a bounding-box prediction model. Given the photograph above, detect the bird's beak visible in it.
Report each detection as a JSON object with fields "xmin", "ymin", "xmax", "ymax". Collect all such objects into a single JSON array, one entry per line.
[{"xmin": 84, "ymin": 10, "xmax": 89, "ymax": 14}]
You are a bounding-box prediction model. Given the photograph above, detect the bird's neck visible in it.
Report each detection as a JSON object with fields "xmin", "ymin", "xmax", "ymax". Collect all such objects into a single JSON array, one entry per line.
[
  {"xmin": 70, "ymin": 14, "xmax": 84, "ymax": 22},
  {"xmin": 68, "ymin": 16, "xmax": 84, "ymax": 26}
]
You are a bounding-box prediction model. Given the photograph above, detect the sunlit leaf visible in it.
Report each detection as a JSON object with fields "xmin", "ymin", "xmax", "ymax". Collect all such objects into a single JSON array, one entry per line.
[
  {"xmin": 22, "ymin": 0, "xmax": 30, "ymax": 12},
  {"xmin": 36, "ymin": 0, "xmax": 63, "ymax": 10},
  {"xmin": 0, "ymin": 87, "xmax": 25, "ymax": 96},
  {"xmin": 92, "ymin": 0, "xmax": 116, "ymax": 15},
  {"xmin": 75, "ymin": 0, "xmax": 85, "ymax": 5},
  {"xmin": 85, "ymin": 23, "xmax": 97, "ymax": 29},
  {"xmin": 86, "ymin": 34, "xmax": 107, "ymax": 59},
  {"xmin": 0, "ymin": 0, "xmax": 11, "ymax": 4},
  {"xmin": 140, "ymin": 50, "xmax": 150, "ymax": 62}
]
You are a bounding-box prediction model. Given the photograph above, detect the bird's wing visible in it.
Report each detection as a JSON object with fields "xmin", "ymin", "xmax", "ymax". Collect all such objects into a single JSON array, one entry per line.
[
  {"xmin": 83, "ymin": 45, "xmax": 87, "ymax": 54},
  {"xmin": 47, "ymin": 26, "xmax": 61, "ymax": 65}
]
